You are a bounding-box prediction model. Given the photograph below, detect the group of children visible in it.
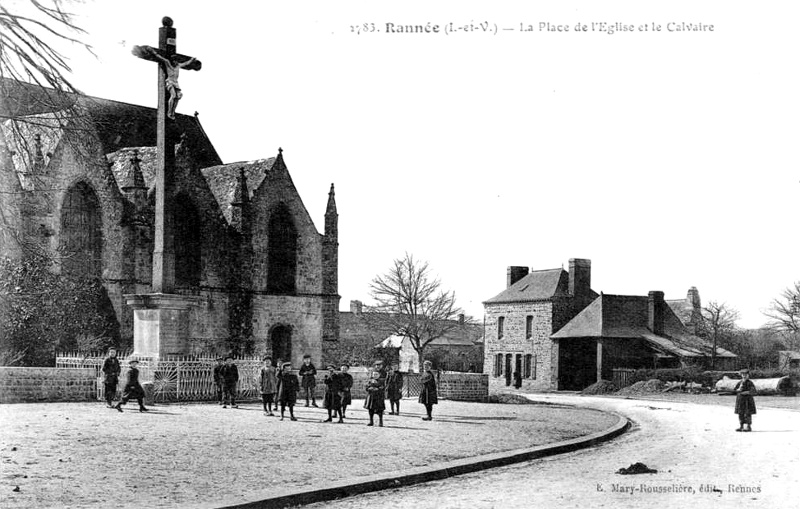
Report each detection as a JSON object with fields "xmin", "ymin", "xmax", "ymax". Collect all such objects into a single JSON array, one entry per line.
[{"xmin": 103, "ymin": 351, "xmax": 440, "ymax": 422}]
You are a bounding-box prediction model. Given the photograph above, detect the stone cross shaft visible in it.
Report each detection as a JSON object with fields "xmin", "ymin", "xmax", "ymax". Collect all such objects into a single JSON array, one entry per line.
[{"xmin": 131, "ymin": 17, "xmax": 201, "ymax": 293}]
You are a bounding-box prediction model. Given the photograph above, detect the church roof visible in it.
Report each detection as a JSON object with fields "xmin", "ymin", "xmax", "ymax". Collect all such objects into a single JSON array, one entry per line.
[
  {"xmin": 200, "ymin": 158, "xmax": 274, "ymax": 225},
  {"xmin": 484, "ymin": 269, "xmax": 570, "ymax": 304},
  {"xmin": 551, "ymin": 294, "xmax": 736, "ymax": 359}
]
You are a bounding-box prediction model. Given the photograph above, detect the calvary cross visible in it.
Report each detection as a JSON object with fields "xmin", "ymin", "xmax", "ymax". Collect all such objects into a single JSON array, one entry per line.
[{"xmin": 132, "ymin": 16, "xmax": 202, "ymax": 294}]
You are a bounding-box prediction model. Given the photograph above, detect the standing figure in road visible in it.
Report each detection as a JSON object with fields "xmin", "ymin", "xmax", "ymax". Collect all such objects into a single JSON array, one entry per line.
[
  {"xmin": 213, "ymin": 357, "xmax": 225, "ymax": 405},
  {"xmin": 339, "ymin": 364, "xmax": 353, "ymax": 419},
  {"xmin": 419, "ymin": 360, "xmax": 438, "ymax": 421},
  {"xmin": 259, "ymin": 356, "xmax": 278, "ymax": 416},
  {"xmin": 364, "ymin": 370, "xmax": 386, "ymax": 427},
  {"xmin": 277, "ymin": 362, "xmax": 299, "ymax": 421},
  {"xmin": 142, "ymin": 46, "xmax": 196, "ymax": 119},
  {"xmin": 299, "ymin": 354, "xmax": 318, "ymax": 407},
  {"xmin": 221, "ymin": 356, "xmax": 239, "ymax": 409},
  {"xmin": 734, "ymin": 369, "xmax": 757, "ymax": 432},
  {"xmin": 102, "ymin": 348, "xmax": 121, "ymax": 408},
  {"xmin": 115, "ymin": 359, "xmax": 148, "ymax": 413},
  {"xmin": 322, "ymin": 365, "xmax": 343, "ymax": 423},
  {"xmin": 386, "ymin": 363, "xmax": 404, "ymax": 415}
]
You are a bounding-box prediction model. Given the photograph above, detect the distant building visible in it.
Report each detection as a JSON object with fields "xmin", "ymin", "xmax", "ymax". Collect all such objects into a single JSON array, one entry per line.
[
  {"xmin": 376, "ymin": 316, "xmax": 484, "ymax": 373},
  {"xmin": 778, "ymin": 351, "xmax": 800, "ymax": 370},
  {"xmin": 666, "ymin": 286, "xmax": 703, "ymax": 333},
  {"xmin": 483, "ymin": 259, "xmax": 736, "ymax": 392}
]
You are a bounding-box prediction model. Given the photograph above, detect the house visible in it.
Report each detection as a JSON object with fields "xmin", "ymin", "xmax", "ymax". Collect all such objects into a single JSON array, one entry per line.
[
  {"xmin": 778, "ymin": 351, "xmax": 800, "ymax": 370},
  {"xmin": 483, "ymin": 259, "xmax": 737, "ymax": 392},
  {"xmin": 377, "ymin": 317, "xmax": 484, "ymax": 373},
  {"xmin": 666, "ymin": 286, "xmax": 703, "ymax": 333}
]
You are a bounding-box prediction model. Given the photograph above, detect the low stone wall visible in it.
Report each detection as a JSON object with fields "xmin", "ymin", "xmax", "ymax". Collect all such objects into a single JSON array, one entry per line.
[
  {"xmin": 437, "ymin": 373, "xmax": 489, "ymax": 401},
  {"xmin": 0, "ymin": 367, "xmax": 96, "ymax": 403}
]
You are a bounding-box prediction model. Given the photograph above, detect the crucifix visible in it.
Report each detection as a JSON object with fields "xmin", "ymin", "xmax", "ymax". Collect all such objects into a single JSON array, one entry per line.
[{"xmin": 132, "ymin": 16, "xmax": 202, "ymax": 293}]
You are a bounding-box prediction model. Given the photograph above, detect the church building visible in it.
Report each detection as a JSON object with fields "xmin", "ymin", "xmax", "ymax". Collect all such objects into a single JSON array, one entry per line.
[{"xmin": 0, "ymin": 81, "xmax": 340, "ymax": 366}]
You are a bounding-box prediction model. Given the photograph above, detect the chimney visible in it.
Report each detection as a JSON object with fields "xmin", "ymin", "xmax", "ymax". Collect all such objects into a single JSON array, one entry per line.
[
  {"xmin": 568, "ymin": 258, "xmax": 591, "ymax": 298},
  {"xmin": 687, "ymin": 286, "xmax": 701, "ymax": 311},
  {"xmin": 458, "ymin": 313, "xmax": 465, "ymax": 326},
  {"xmin": 350, "ymin": 300, "xmax": 363, "ymax": 315},
  {"xmin": 648, "ymin": 291, "xmax": 665, "ymax": 335},
  {"xmin": 507, "ymin": 266, "xmax": 529, "ymax": 287}
]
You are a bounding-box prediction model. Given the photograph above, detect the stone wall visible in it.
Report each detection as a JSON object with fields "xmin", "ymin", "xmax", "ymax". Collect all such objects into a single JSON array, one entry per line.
[
  {"xmin": 436, "ymin": 372, "xmax": 489, "ymax": 401},
  {"xmin": 0, "ymin": 367, "xmax": 96, "ymax": 403}
]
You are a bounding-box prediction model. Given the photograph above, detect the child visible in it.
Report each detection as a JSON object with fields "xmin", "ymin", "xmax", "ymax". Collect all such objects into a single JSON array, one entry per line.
[
  {"xmin": 339, "ymin": 364, "xmax": 353, "ymax": 419},
  {"xmin": 213, "ymin": 357, "xmax": 225, "ymax": 405},
  {"xmin": 364, "ymin": 370, "xmax": 386, "ymax": 427},
  {"xmin": 322, "ymin": 365, "xmax": 343, "ymax": 423},
  {"xmin": 419, "ymin": 360, "xmax": 438, "ymax": 421},
  {"xmin": 259, "ymin": 356, "xmax": 278, "ymax": 416},
  {"xmin": 299, "ymin": 354, "xmax": 318, "ymax": 407},
  {"xmin": 221, "ymin": 356, "xmax": 239, "ymax": 409},
  {"xmin": 277, "ymin": 362, "xmax": 299, "ymax": 421},
  {"xmin": 115, "ymin": 359, "xmax": 148, "ymax": 413},
  {"xmin": 734, "ymin": 369, "xmax": 757, "ymax": 432},
  {"xmin": 273, "ymin": 358, "xmax": 283, "ymax": 411},
  {"xmin": 101, "ymin": 348, "xmax": 121, "ymax": 408},
  {"xmin": 386, "ymin": 363, "xmax": 403, "ymax": 415}
]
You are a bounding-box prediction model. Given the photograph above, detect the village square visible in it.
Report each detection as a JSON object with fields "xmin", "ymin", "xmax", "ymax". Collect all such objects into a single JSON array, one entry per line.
[{"xmin": 1, "ymin": 2, "xmax": 799, "ymax": 509}]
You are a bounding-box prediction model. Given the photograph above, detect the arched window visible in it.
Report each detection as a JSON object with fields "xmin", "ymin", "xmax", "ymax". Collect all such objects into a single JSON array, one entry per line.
[
  {"xmin": 267, "ymin": 203, "xmax": 297, "ymax": 294},
  {"xmin": 174, "ymin": 193, "xmax": 201, "ymax": 287},
  {"xmin": 60, "ymin": 182, "xmax": 102, "ymax": 276}
]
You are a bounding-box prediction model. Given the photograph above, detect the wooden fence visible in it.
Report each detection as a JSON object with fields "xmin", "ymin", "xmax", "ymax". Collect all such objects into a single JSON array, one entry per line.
[{"xmin": 612, "ymin": 368, "xmax": 636, "ymax": 389}]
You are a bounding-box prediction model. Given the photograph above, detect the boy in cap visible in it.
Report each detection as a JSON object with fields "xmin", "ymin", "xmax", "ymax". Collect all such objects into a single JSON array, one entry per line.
[
  {"xmin": 298, "ymin": 354, "xmax": 318, "ymax": 407},
  {"xmin": 322, "ymin": 365, "xmax": 343, "ymax": 423},
  {"xmin": 386, "ymin": 363, "xmax": 403, "ymax": 415},
  {"xmin": 419, "ymin": 360, "xmax": 438, "ymax": 421},
  {"xmin": 734, "ymin": 369, "xmax": 757, "ymax": 432},
  {"xmin": 364, "ymin": 370, "xmax": 386, "ymax": 426},
  {"xmin": 259, "ymin": 356, "xmax": 278, "ymax": 416},
  {"xmin": 277, "ymin": 361, "xmax": 299, "ymax": 421},
  {"xmin": 115, "ymin": 359, "xmax": 148, "ymax": 413}
]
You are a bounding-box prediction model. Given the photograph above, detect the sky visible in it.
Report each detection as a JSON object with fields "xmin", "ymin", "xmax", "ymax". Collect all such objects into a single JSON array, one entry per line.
[{"xmin": 17, "ymin": 0, "xmax": 799, "ymax": 328}]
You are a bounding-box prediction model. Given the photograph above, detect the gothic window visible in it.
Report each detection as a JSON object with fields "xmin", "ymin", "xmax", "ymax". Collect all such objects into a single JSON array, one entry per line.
[
  {"xmin": 60, "ymin": 182, "xmax": 102, "ymax": 276},
  {"xmin": 526, "ymin": 315, "xmax": 533, "ymax": 339},
  {"xmin": 271, "ymin": 324, "xmax": 292, "ymax": 363},
  {"xmin": 174, "ymin": 194, "xmax": 201, "ymax": 287},
  {"xmin": 498, "ymin": 316, "xmax": 505, "ymax": 339},
  {"xmin": 267, "ymin": 203, "xmax": 297, "ymax": 294}
]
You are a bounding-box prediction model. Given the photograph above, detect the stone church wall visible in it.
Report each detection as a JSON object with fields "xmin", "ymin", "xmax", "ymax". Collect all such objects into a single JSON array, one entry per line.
[{"xmin": 250, "ymin": 294, "xmax": 324, "ymax": 367}]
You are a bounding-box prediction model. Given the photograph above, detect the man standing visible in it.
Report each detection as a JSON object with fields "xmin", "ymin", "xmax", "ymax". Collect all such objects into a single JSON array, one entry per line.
[
  {"xmin": 102, "ymin": 348, "xmax": 121, "ymax": 408},
  {"xmin": 221, "ymin": 356, "xmax": 239, "ymax": 409},
  {"xmin": 213, "ymin": 357, "xmax": 225, "ymax": 405},
  {"xmin": 298, "ymin": 354, "xmax": 318, "ymax": 407}
]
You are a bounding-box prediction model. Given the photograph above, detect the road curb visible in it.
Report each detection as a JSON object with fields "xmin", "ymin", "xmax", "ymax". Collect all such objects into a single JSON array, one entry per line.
[{"xmin": 206, "ymin": 406, "xmax": 630, "ymax": 509}]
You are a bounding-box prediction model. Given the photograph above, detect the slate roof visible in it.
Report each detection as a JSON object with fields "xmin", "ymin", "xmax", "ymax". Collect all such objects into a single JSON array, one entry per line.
[
  {"xmin": 666, "ymin": 298, "xmax": 695, "ymax": 325},
  {"xmin": 551, "ymin": 294, "xmax": 735, "ymax": 359},
  {"xmin": 201, "ymin": 159, "xmax": 273, "ymax": 225},
  {"xmin": 377, "ymin": 322, "xmax": 484, "ymax": 349},
  {"xmin": 484, "ymin": 269, "xmax": 572, "ymax": 304}
]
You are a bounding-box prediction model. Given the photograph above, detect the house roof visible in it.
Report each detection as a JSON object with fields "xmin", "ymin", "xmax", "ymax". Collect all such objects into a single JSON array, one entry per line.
[
  {"xmin": 484, "ymin": 268, "xmax": 572, "ymax": 304},
  {"xmin": 376, "ymin": 321, "xmax": 484, "ymax": 349},
  {"xmin": 551, "ymin": 294, "xmax": 736, "ymax": 359}
]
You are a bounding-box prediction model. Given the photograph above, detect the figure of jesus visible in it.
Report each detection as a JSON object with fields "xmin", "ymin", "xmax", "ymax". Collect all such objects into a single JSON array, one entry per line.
[{"xmin": 145, "ymin": 47, "xmax": 196, "ymax": 119}]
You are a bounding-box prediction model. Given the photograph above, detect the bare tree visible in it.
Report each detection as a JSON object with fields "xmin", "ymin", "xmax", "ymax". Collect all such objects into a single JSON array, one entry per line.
[
  {"xmin": 764, "ymin": 282, "xmax": 800, "ymax": 350},
  {"xmin": 365, "ymin": 253, "xmax": 468, "ymax": 370},
  {"xmin": 698, "ymin": 301, "xmax": 741, "ymax": 369}
]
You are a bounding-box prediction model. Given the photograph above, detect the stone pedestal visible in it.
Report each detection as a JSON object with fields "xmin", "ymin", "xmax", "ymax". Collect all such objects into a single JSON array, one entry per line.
[{"xmin": 125, "ymin": 293, "xmax": 201, "ymax": 358}]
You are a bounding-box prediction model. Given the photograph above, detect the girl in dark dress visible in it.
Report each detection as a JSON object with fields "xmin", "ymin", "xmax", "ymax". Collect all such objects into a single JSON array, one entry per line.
[
  {"xmin": 339, "ymin": 364, "xmax": 353, "ymax": 419},
  {"xmin": 734, "ymin": 369, "xmax": 757, "ymax": 432},
  {"xmin": 364, "ymin": 371, "xmax": 386, "ymax": 426},
  {"xmin": 322, "ymin": 365, "xmax": 343, "ymax": 423},
  {"xmin": 419, "ymin": 360, "xmax": 438, "ymax": 421},
  {"xmin": 115, "ymin": 359, "xmax": 148, "ymax": 413},
  {"xmin": 386, "ymin": 364, "xmax": 403, "ymax": 415},
  {"xmin": 277, "ymin": 362, "xmax": 299, "ymax": 421}
]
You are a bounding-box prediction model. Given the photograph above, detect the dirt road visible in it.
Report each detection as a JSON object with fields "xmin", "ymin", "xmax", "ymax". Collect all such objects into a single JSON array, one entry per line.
[{"xmin": 307, "ymin": 394, "xmax": 800, "ymax": 509}]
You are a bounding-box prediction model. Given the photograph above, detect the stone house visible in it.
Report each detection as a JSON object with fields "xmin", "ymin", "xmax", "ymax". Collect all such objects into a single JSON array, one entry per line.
[
  {"xmin": 483, "ymin": 259, "xmax": 736, "ymax": 392},
  {"xmin": 0, "ymin": 82, "xmax": 339, "ymax": 366}
]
